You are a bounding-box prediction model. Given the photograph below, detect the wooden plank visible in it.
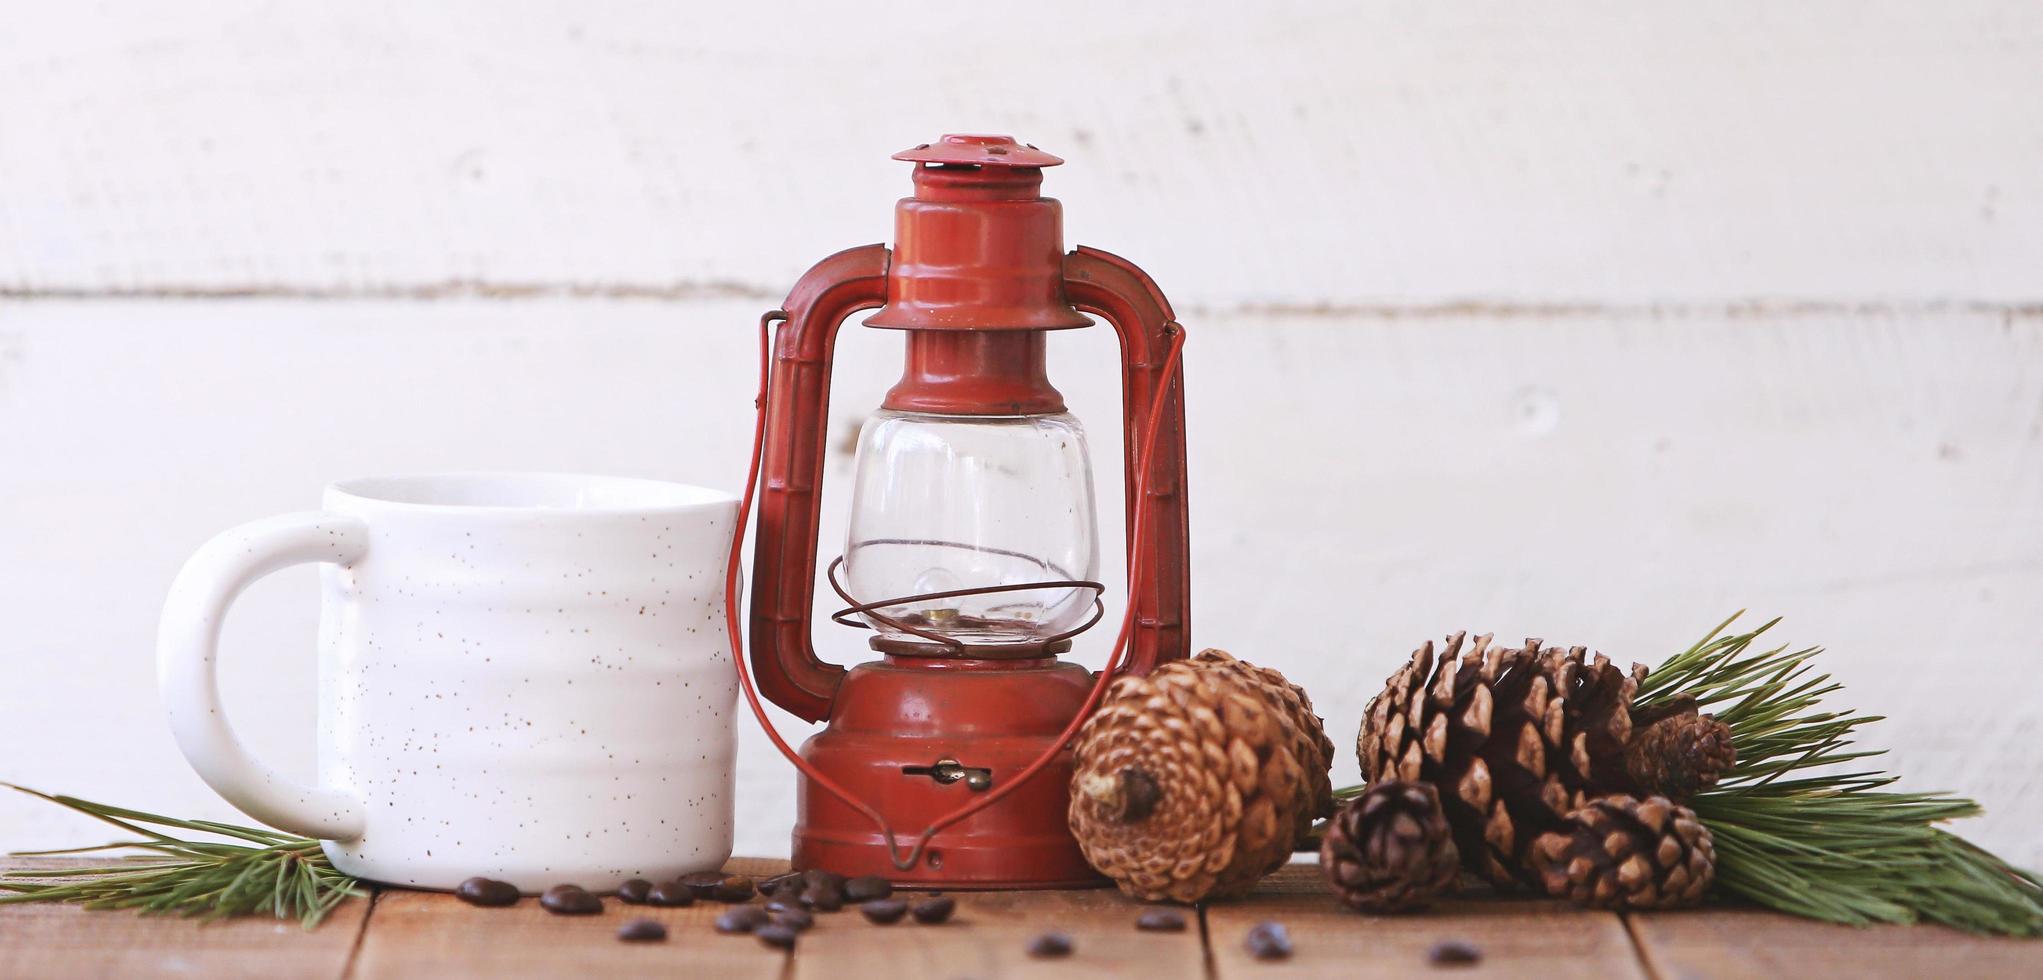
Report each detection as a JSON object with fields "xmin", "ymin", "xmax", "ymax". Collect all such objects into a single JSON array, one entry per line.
[
  {"xmin": 349, "ymin": 858, "xmax": 789, "ymax": 980},
  {"xmin": 1204, "ymin": 864, "xmax": 1646, "ymax": 979},
  {"xmin": 1629, "ymin": 906, "xmax": 2043, "ymax": 978},
  {"xmin": 0, "ymin": 857, "xmax": 372, "ymax": 980},
  {"xmin": 787, "ymin": 879, "xmax": 1205, "ymax": 980}
]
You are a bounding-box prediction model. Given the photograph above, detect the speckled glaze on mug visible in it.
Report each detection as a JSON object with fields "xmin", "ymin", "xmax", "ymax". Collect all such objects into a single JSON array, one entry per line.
[{"xmin": 158, "ymin": 473, "xmax": 739, "ymax": 892}]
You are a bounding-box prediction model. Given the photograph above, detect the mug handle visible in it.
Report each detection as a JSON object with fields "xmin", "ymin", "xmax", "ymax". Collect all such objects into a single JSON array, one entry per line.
[{"xmin": 157, "ymin": 512, "xmax": 368, "ymax": 840}]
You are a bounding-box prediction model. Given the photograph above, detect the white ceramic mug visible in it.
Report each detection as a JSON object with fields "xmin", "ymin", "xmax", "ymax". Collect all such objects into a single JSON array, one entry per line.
[{"xmin": 157, "ymin": 472, "xmax": 740, "ymax": 892}]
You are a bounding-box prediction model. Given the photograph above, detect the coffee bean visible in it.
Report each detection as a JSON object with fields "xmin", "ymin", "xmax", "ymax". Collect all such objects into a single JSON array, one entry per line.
[
  {"xmin": 712, "ymin": 876, "xmax": 756, "ymax": 903},
  {"xmin": 1244, "ymin": 921, "xmax": 1293, "ymax": 961},
  {"xmin": 646, "ymin": 881, "xmax": 695, "ymax": 908},
  {"xmin": 616, "ymin": 918, "xmax": 667, "ymax": 943},
  {"xmin": 1428, "ymin": 939, "xmax": 1482, "ymax": 966},
  {"xmin": 800, "ymin": 884, "xmax": 844, "ymax": 912},
  {"xmin": 844, "ymin": 875, "xmax": 893, "ymax": 902},
  {"xmin": 680, "ymin": 870, "xmax": 727, "ymax": 898},
  {"xmin": 760, "ymin": 871, "xmax": 803, "ymax": 898},
  {"xmin": 802, "ymin": 868, "xmax": 847, "ymax": 891},
  {"xmin": 860, "ymin": 898, "xmax": 908, "ymax": 924},
  {"xmin": 1027, "ymin": 932, "xmax": 1074, "ymax": 958},
  {"xmin": 714, "ymin": 906, "xmax": 770, "ymax": 934},
  {"xmin": 756, "ymin": 923, "xmax": 798, "ymax": 950},
  {"xmin": 1136, "ymin": 908, "xmax": 1188, "ymax": 932},
  {"xmin": 454, "ymin": 877, "xmax": 520, "ymax": 908},
  {"xmin": 615, "ymin": 878, "xmax": 653, "ymax": 904},
  {"xmin": 540, "ymin": 884, "xmax": 602, "ymax": 915},
  {"xmin": 911, "ymin": 896, "xmax": 956, "ymax": 924},
  {"xmin": 774, "ymin": 907, "xmax": 815, "ymax": 932}
]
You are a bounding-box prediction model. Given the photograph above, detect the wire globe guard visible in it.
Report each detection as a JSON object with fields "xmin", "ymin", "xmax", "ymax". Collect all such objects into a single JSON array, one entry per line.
[{"xmin": 731, "ymin": 136, "xmax": 1192, "ymax": 889}]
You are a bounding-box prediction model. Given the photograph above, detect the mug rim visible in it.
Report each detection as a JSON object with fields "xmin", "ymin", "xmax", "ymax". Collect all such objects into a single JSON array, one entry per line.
[{"xmin": 326, "ymin": 471, "xmax": 738, "ymax": 515}]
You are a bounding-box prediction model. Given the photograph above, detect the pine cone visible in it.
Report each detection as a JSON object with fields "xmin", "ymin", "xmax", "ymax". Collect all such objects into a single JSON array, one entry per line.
[
  {"xmin": 1530, "ymin": 794, "xmax": 1715, "ymax": 909},
  {"xmin": 1357, "ymin": 634, "xmax": 1641, "ymax": 884},
  {"xmin": 1070, "ymin": 649, "xmax": 1333, "ymax": 903},
  {"xmin": 1624, "ymin": 696, "xmax": 1736, "ymax": 800},
  {"xmin": 1319, "ymin": 782, "xmax": 1460, "ymax": 913},
  {"xmin": 1195, "ymin": 651, "xmax": 1338, "ymax": 842},
  {"xmin": 1356, "ymin": 633, "xmax": 1734, "ymax": 886}
]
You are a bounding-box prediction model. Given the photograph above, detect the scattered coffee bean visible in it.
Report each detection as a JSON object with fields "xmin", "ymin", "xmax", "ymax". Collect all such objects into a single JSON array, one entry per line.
[
  {"xmin": 681, "ymin": 870, "xmax": 728, "ymax": 899},
  {"xmin": 774, "ymin": 907, "xmax": 815, "ymax": 932},
  {"xmin": 1244, "ymin": 921, "xmax": 1293, "ymax": 961},
  {"xmin": 454, "ymin": 876, "xmax": 520, "ymax": 908},
  {"xmin": 860, "ymin": 898, "xmax": 909, "ymax": 924},
  {"xmin": 765, "ymin": 900, "xmax": 791, "ymax": 914},
  {"xmin": 616, "ymin": 918, "xmax": 667, "ymax": 943},
  {"xmin": 712, "ymin": 876, "xmax": 756, "ymax": 903},
  {"xmin": 646, "ymin": 881, "xmax": 695, "ymax": 908},
  {"xmin": 615, "ymin": 878, "xmax": 653, "ymax": 904},
  {"xmin": 756, "ymin": 923, "xmax": 799, "ymax": 950},
  {"xmin": 844, "ymin": 875, "xmax": 893, "ymax": 902},
  {"xmin": 540, "ymin": 884, "xmax": 603, "ymax": 915},
  {"xmin": 802, "ymin": 868, "xmax": 847, "ymax": 891},
  {"xmin": 911, "ymin": 896, "xmax": 956, "ymax": 924},
  {"xmin": 714, "ymin": 906, "xmax": 770, "ymax": 934},
  {"xmin": 800, "ymin": 884, "xmax": 845, "ymax": 912},
  {"xmin": 1428, "ymin": 939, "xmax": 1482, "ymax": 966},
  {"xmin": 1136, "ymin": 908, "xmax": 1188, "ymax": 932},
  {"xmin": 760, "ymin": 871, "xmax": 803, "ymax": 898},
  {"xmin": 1027, "ymin": 932, "xmax": 1074, "ymax": 958}
]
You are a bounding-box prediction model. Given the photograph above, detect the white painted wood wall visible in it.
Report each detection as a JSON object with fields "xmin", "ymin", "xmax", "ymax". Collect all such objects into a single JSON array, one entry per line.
[{"xmin": 3, "ymin": 1, "xmax": 2039, "ymax": 866}]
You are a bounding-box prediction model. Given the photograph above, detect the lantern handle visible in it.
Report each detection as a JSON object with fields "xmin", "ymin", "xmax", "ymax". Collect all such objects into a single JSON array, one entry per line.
[
  {"xmin": 746, "ymin": 244, "xmax": 891, "ymax": 722},
  {"xmin": 1065, "ymin": 245, "xmax": 1192, "ymax": 676}
]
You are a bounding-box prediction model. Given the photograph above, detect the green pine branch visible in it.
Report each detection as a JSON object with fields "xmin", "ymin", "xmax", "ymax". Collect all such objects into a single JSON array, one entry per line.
[
  {"xmin": 1637, "ymin": 615, "xmax": 2043, "ymax": 936},
  {"xmin": 0, "ymin": 785, "xmax": 363, "ymax": 929}
]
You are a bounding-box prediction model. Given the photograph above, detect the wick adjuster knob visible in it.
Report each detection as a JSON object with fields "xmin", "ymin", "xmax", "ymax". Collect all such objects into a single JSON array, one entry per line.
[{"xmin": 903, "ymin": 758, "xmax": 994, "ymax": 791}]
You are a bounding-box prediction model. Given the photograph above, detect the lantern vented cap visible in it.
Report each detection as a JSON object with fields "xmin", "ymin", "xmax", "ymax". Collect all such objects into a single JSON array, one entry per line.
[{"xmin": 894, "ymin": 134, "xmax": 1063, "ymax": 169}]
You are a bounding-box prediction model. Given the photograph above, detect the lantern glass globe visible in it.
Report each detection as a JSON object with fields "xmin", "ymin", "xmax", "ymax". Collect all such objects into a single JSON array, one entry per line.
[{"xmin": 842, "ymin": 408, "xmax": 1101, "ymax": 648}]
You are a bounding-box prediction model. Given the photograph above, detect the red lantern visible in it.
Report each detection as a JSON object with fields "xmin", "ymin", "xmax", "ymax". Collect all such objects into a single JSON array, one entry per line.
[{"xmin": 725, "ymin": 135, "xmax": 1189, "ymax": 888}]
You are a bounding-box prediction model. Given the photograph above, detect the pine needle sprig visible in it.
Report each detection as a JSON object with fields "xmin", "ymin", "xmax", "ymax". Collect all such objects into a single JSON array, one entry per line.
[
  {"xmin": 1636, "ymin": 615, "xmax": 2043, "ymax": 936},
  {"xmin": 0, "ymin": 785, "xmax": 363, "ymax": 929}
]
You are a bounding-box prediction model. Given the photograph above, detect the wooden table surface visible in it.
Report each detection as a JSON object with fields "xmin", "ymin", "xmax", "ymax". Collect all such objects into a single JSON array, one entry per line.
[{"xmin": 2, "ymin": 857, "xmax": 2036, "ymax": 979}]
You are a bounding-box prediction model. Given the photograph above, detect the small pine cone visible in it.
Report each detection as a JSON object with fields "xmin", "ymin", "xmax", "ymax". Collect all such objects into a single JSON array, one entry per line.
[
  {"xmin": 1070, "ymin": 649, "xmax": 1331, "ymax": 903},
  {"xmin": 1319, "ymin": 782, "xmax": 1460, "ymax": 913},
  {"xmin": 1530, "ymin": 795, "xmax": 1715, "ymax": 910},
  {"xmin": 1624, "ymin": 696, "xmax": 1736, "ymax": 800}
]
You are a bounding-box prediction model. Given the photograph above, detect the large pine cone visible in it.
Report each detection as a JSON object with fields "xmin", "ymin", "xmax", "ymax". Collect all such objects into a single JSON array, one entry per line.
[
  {"xmin": 1070, "ymin": 649, "xmax": 1334, "ymax": 902},
  {"xmin": 1319, "ymin": 782, "xmax": 1460, "ymax": 913},
  {"xmin": 1530, "ymin": 794, "xmax": 1715, "ymax": 909},
  {"xmin": 1359, "ymin": 634, "xmax": 1678, "ymax": 885}
]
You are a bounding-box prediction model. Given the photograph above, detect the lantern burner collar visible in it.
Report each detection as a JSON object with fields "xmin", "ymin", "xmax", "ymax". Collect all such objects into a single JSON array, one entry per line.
[{"xmin": 892, "ymin": 134, "xmax": 1064, "ymax": 169}]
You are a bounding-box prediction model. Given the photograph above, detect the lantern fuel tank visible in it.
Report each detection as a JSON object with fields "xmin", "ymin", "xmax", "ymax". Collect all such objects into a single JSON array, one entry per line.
[{"xmin": 746, "ymin": 135, "xmax": 1191, "ymax": 887}]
